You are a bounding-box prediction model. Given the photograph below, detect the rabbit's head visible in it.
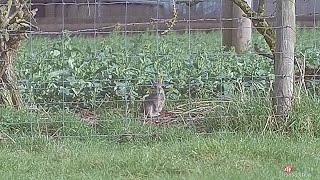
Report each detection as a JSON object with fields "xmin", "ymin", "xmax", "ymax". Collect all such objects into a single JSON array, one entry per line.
[
  {"xmin": 151, "ymin": 79, "xmax": 165, "ymax": 95},
  {"xmin": 154, "ymin": 83, "xmax": 165, "ymax": 95}
]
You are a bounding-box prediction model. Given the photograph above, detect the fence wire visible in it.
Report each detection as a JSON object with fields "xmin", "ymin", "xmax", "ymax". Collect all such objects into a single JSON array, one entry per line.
[{"xmin": 0, "ymin": 0, "xmax": 320, "ymax": 139}]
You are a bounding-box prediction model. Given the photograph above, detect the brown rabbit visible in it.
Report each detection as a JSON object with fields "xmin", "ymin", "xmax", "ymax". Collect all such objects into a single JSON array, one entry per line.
[{"xmin": 141, "ymin": 81, "xmax": 165, "ymax": 118}]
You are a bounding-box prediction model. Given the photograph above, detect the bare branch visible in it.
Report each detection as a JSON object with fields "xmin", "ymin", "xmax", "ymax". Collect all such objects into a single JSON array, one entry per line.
[{"xmin": 254, "ymin": 43, "xmax": 274, "ymax": 60}]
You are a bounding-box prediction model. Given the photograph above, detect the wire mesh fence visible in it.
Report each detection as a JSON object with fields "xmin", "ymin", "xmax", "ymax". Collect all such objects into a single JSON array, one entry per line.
[{"xmin": 0, "ymin": 0, "xmax": 320, "ymax": 139}]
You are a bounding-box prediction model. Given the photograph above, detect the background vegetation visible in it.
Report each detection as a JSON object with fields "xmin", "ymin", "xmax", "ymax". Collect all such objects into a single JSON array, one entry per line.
[{"xmin": 16, "ymin": 31, "xmax": 273, "ymax": 110}]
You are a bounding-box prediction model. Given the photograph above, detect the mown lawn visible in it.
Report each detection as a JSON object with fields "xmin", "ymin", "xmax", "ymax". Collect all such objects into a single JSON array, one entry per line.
[{"xmin": 0, "ymin": 133, "xmax": 319, "ymax": 179}]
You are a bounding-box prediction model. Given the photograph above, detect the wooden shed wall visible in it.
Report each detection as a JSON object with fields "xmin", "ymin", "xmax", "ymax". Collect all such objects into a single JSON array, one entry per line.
[{"xmin": 30, "ymin": 0, "xmax": 320, "ymax": 33}]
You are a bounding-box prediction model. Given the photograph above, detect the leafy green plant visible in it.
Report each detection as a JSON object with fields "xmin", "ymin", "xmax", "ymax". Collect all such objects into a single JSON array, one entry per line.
[{"xmin": 14, "ymin": 30, "xmax": 319, "ymax": 110}]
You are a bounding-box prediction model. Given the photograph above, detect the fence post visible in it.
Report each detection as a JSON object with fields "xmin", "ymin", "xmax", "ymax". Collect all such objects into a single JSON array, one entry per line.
[
  {"xmin": 222, "ymin": 0, "xmax": 252, "ymax": 53},
  {"xmin": 222, "ymin": 0, "xmax": 233, "ymax": 50},
  {"xmin": 274, "ymin": 0, "xmax": 295, "ymax": 118},
  {"xmin": 232, "ymin": 0, "xmax": 252, "ymax": 53}
]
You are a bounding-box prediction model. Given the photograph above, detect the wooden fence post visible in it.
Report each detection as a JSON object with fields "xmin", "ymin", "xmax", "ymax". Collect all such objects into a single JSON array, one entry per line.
[
  {"xmin": 223, "ymin": 0, "xmax": 252, "ymax": 53},
  {"xmin": 222, "ymin": 0, "xmax": 233, "ymax": 50},
  {"xmin": 232, "ymin": 0, "xmax": 252, "ymax": 53},
  {"xmin": 274, "ymin": 0, "xmax": 295, "ymax": 118}
]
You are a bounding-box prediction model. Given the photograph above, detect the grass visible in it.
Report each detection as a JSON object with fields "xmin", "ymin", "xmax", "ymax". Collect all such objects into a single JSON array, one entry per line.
[
  {"xmin": 0, "ymin": 133, "xmax": 319, "ymax": 179},
  {"xmin": 0, "ymin": 94, "xmax": 319, "ymax": 179},
  {"xmin": 1, "ymin": 92, "xmax": 320, "ymax": 138}
]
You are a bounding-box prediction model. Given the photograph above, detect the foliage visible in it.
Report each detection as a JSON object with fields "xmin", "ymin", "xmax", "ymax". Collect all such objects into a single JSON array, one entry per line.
[
  {"xmin": 15, "ymin": 32, "xmax": 274, "ymax": 110},
  {"xmin": 13, "ymin": 28, "xmax": 320, "ymax": 110}
]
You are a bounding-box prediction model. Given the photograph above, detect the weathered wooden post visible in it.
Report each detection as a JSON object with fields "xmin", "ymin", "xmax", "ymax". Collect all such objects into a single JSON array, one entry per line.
[
  {"xmin": 232, "ymin": 0, "xmax": 252, "ymax": 53},
  {"xmin": 274, "ymin": 0, "xmax": 295, "ymax": 117},
  {"xmin": 222, "ymin": 0, "xmax": 233, "ymax": 50},
  {"xmin": 223, "ymin": 0, "xmax": 252, "ymax": 53}
]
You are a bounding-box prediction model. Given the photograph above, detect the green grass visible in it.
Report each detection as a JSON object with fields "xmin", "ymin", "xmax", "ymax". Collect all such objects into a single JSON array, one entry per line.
[
  {"xmin": 0, "ymin": 133, "xmax": 319, "ymax": 179},
  {"xmin": 0, "ymin": 94, "xmax": 319, "ymax": 179},
  {"xmin": 1, "ymin": 93, "xmax": 320, "ymax": 138}
]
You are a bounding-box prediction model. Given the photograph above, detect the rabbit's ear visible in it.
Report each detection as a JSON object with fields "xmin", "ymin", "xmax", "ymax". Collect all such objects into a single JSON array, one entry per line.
[{"xmin": 150, "ymin": 78, "xmax": 156, "ymax": 85}]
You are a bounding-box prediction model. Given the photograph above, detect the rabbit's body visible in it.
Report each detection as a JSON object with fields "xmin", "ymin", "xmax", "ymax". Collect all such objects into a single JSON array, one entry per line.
[{"xmin": 141, "ymin": 82, "xmax": 165, "ymax": 118}]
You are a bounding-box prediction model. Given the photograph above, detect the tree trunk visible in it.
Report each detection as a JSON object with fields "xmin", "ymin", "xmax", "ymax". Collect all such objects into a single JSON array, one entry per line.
[
  {"xmin": 0, "ymin": 49, "xmax": 23, "ymax": 108},
  {"xmin": 273, "ymin": 0, "xmax": 295, "ymax": 118},
  {"xmin": 0, "ymin": 0, "xmax": 38, "ymax": 108}
]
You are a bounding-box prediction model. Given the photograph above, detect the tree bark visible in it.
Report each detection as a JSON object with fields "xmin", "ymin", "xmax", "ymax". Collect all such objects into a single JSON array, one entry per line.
[
  {"xmin": 0, "ymin": 0, "xmax": 38, "ymax": 108},
  {"xmin": 0, "ymin": 34, "xmax": 23, "ymax": 108}
]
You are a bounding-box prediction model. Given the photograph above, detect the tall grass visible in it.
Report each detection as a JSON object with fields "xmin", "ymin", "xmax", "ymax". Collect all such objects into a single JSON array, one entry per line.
[{"xmin": 0, "ymin": 92, "xmax": 319, "ymax": 139}]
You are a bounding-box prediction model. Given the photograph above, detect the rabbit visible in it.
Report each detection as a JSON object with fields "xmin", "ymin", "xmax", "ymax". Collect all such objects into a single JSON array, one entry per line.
[{"xmin": 141, "ymin": 80, "xmax": 166, "ymax": 118}]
